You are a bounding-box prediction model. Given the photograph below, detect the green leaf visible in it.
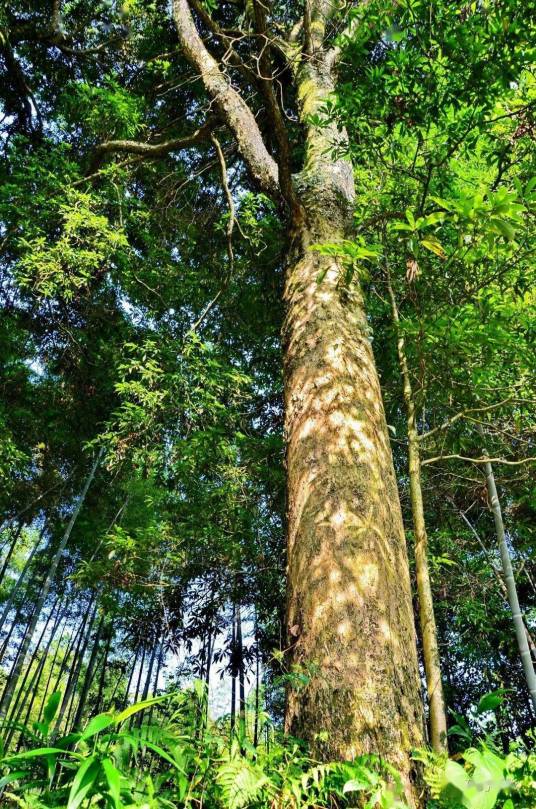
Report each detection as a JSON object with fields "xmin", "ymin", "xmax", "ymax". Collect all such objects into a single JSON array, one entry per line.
[
  {"xmin": 102, "ymin": 758, "xmax": 122, "ymax": 807},
  {"xmin": 119, "ymin": 732, "xmax": 182, "ymax": 771},
  {"xmin": 430, "ymin": 196, "xmax": 454, "ymax": 211},
  {"xmin": 43, "ymin": 691, "xmax": 62, "ymax": 726},
  {"xmin": 524, "ymin": 177, "xmax": 536, "ymax": 195},
  {"xmin": 0, "ymin": 771, "xmax": 27, "ymax": 789},
  {"xmin": 421, "ymin": 237, "xmax": 446, "ymax": 258},
  {"xmin": 343, "ymin": 778, "xmax": 368, "ymax": 793},
  {"xmin": 489, "ymin": 218, "xmax": 516, "ymax": 240},
  {"xmin": 423, "ymin": 211, "xmax": 446, "ymax": 227},
  {"xmin": 80, "ymin": 712, "xmax": 115, "ymax": 741},
  {"xmin": 476, "ymin": 690, "xmax": 508, "ymax": 714},
  {"xmin": 67, "ymin": 755, "xmax": 100, "ymax": 809},
  {"xmin": 1, "ymin": 747, "xmax": 81, "ymax": 763},
  {"xmin": 114, "ymin": 694, "xmax": 168, "ymax": 725},
  {"xmin": 440, "ymin": 759, "xmax": 471, "ymax": 804}
]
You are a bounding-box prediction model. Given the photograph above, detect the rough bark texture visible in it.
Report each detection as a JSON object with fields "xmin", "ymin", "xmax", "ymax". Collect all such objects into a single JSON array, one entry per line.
[
  {"xmin": 172, "ymin": 0, "xmax": 279, "ymax": 198},
  {"xmin": 283, "ymin": 191, "xmax": 424, "ymax": 794},
  {"xmin": 172, "ymin": 1, "xmax": 425, "ymax": 798}
]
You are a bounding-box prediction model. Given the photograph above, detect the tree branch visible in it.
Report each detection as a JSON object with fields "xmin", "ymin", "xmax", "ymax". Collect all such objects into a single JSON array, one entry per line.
[
  {"xmin": 88, "ymin": 119, "xmax": 215, "ymax": 174},
  {"xmin": 419, "ymin": 397, "xmax": 518, "ymax": 442},
  {"xmin": 422, "ymin": 454, "xmax": 536, "ymax": 467},
  {"xmin": 171, "ymin": 0, "xmax": 279, "ymax": 199},
  {"xmin": 252, "ymin": 0, "xmax": 301, "ymax": 216}
]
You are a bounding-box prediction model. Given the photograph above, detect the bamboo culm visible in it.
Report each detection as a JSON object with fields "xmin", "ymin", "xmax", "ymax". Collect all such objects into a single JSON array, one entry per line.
[{"xmin": 0, "ymin": 449, "xmax": 102, "ymax": 719}]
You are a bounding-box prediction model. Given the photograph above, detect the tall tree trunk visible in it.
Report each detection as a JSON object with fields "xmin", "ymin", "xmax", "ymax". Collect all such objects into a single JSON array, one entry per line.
[
  {"xmin": 283, "ymin": 74, "xmax": 424, "ymax": 790},
  {"xmin": 236, "ymin": 605, "xmax": 246, "ymax": 738},
  {"xmin": 0, "ymin": 524, "xmax": 46, "ymax": 636},
  {"xmin": 0, "ymin": 522, "xmax": 23, "ymax": 586},
  {"xmin": 54, "ymin": 599, "xmax": 97, "ymax": 736},
  {"xmin": 0, "ymin": 450, "xmax": 102, "ymax": 718},
  {"xmin": 0, "ymin": 600, "xmax": 27, "ymax": 663},
  {"xmin": 122, "ymin": 647, "xmax": 140, "ymax": 709},
  {"xmin": 26, "ymin": 612, "xmax": 69, "ymax": 735},
  {"xmin": 131, "ymin": 645, "xmax": 146, "ymax": 708},
  {"xmin": 386, "ymin": 274, "xmax": 448, "ymax": 752},
  {"xmin": 47, "ymin": 615, "xmax": 85, "ymax": 712},
  {"xmin": 8, "ymin": 601, "xmax": 64, "ymax": 750},
  {"xmin": 253, "ymin": 613, "xmax": 260, "ymax": 748},
  {"xmin": 135, "ymin": 640, "xmax": 158, "ymax": 728},
  {"xmin": 94, "ymin": 629, "xmax": 113, "ymax": 716},
  {"xmin": 454, "ymin": 505, "xmax": 536, "ymax": 660},
  {"xmin": 172, "ymin": 0, "xmax": 424, "ymax": 795},
  {"xmin": 230, "ymin": 606, "xmax": 236, "ymax": 737},
  {"xmin": 478, "ymin": 425, "xmax": 536, "ymax": 712},
  {"xmin": 72, "ymin": 614, "xmax": 104, "ymax": 728}
]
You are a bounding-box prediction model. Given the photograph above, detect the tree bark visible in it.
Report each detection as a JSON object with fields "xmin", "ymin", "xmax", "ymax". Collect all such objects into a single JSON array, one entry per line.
[
  {"xmin": 94, "ymin": 629, "xmax": 112, "ymax": 715},
  {"xmin": 230, "ymin": 605, "xmax": 236, "ymax": 737},
  {"xmin": 282, "ymin": 34, "xmax": 424, "ymax": 798},
  {"xmin": 172, "ymin": 1, "xmax": 425, "ymax": 796},
  {"xmin": 283, "ymin": 211, "xmax": 424, "ymax": 785},
  {"xmin": 386, "ymin": 274, "xmax": 448, "ymax": 752},
  {"xmin": 236, "ymin": 605, "xmax": 246, "ymax": 737},
  {"xmin": 28, "ymin": 612, "xmax": 68, "ymax": 732},
  {"xmin": 8, "ymin": 601, "xmax": 64, "ymax": 750}
]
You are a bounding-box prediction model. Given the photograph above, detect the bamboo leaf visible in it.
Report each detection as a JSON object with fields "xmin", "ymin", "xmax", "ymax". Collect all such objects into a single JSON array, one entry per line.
[
  {"xmin": 80, "ymin": 713, "xmax": 115, "ymax": 741},
  {"xmin": 102, "ymin": 758, "xmax": 122, "ymax": 807},
  {"xmin": 67, "ymin": 755, "xmax": 100, "ymax": 809},
  {"xmin": 114, "ymin": 695, "xmax": 168, "ymax": 725}
]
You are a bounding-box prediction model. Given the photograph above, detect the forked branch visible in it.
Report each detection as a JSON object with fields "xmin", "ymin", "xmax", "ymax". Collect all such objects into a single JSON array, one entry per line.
[{"xmin": 172, "ymin": 0, "xmax": 279, "ymax": 199}]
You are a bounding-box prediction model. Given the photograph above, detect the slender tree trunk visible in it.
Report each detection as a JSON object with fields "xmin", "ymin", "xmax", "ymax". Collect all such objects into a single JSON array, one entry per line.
[
  {"xmin": 0, "ymin": 524, "xmax": 46, "ymax": 636},
  {"xmin": 94, "ymin": 630, "xmax": 112, "ymax": 715},
  {"xmin": 0, "ymin": 450, "xmax": 102, "ymax": 718},
  {"xmin": 136, "ymin": 641, "xmax": 158, "ymax": 728},
  {"xmin": 283, "ymin": 119, "xmax": 424, "ymax": 788},
  {"xmin": 47, "ymin": 615, "xmax": 85, "ymax": 714},
  {"xmin": 0, "ymin": 600, "xmax": 27, "ymax": 663},
  {"xmin": 131, "ymin": 645, "xmax": 146, "ymax": 709},
  {"xmin": 236, "ymin": 606, "xmax": 246, "ymax": 738},
  {"xmin": 72, "ymin": 614, "xmax": 104, "ymax": 728},
  {"xmin": 204, "ymin": 631, "xmax": 212, "ymax": 687},
  {"xmin": 122, "ymin": 647, "xmax": 140, "ymax": 709},
  {"xmin": 478, "ymin": 425, "xmax": 536, "ymax": 712},
  {"xmin": 0, "ymin": 522, "xmax": 23, "ymax": 586},
  {"xmin": 6, "ymin": 597, "xmax": 60, "ymax": 727},
  {"xmin": 254, "ymin": 613, "xmax": 260, "ymax": 748},
  {"xmin": 230, "ymin": 606, "xmax": 236, "ymax": 737},
  {"xmin": 141, "ymin": 643, "xmax": 158, "ymax": 703},
  {"xmin": 26, "ymin": 613, "xmax": 69, "ymax": 735},
  {"xmin": 386, "ymin": 274, "xmax": 448, "ymax": 752},
  {"xmin": 454, "ymin": 505, "xmax": 536, "ymax": 660},
  {"xmin": 147, "ymin": 644, "xmax": 164, "ymax": 729},
  {"xmin": 54, "ymin": 600, "xmax": 97, "ymax": 735},
  {"xmin": 8, "ymin": 601, "xmax": 64, "ymax": 749}
]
